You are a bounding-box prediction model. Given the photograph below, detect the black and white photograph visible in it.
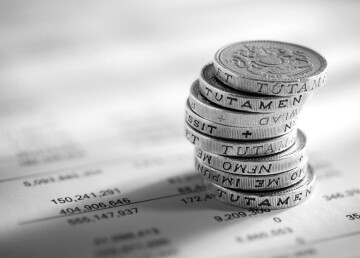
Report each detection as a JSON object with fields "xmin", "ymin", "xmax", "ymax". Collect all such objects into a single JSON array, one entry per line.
[{"xmin": 1, "ymin": 1, "xmax": 360, "ymax": 257}]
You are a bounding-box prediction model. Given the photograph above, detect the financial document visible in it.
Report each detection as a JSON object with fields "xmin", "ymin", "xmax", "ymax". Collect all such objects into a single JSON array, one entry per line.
[{"xmin": 1, "ymin": 1, "xmax": 360, "ymax": 257}]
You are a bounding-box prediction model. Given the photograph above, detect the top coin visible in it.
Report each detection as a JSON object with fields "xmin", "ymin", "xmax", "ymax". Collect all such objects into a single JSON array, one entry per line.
[{"xmin": 214, "ymin": 40, "xmax": 327, "ymax": 96}]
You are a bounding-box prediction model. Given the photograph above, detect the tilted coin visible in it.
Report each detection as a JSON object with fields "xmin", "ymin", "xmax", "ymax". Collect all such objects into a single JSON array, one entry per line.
[
  {"xmin": 196, "ymin": 157, "xmax": 308, "ymax": 190},
  {"xmin": 185, "ymin": 100, "xmax": 298, "ymax": 140},
  {"xmin": 206, "ymin": 165, "xmax": 315, "ymax": 209},
  {"xmin": 189, "ymin": 80, "xmax": 301, "ymax": 127},
  {"xmin": 214, "ymin": 40, "xmax": 327, "ymax": 96},
  {"xmin": 185, "ymin": 123, "xmax": 297, "ymax": 157},
  {"xmin": 195, "ymin": 129, "xmax": 307, "ymax": 175},
  {"xmin": 199, "ymin": 63, "xmax": 311, "ymax": 112}
]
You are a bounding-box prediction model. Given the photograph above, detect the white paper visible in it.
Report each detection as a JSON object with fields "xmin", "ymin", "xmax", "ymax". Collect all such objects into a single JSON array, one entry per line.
[{"xmin": 1, "ymin": 1, "xmax": 360, "ymax": 257}]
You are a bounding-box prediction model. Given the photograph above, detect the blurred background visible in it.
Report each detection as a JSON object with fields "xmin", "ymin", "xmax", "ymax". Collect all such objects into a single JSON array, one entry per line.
[
  {"xmin": 1, "ymin": 0, "xmax": 359, "ymax": 119},
  {"xmin": 1, "ymin": 0, "xmax": 360, "ymax": 148},
  {"xmin": 1, "ymin": 0, "xmax": 360, "ymax": 155}
]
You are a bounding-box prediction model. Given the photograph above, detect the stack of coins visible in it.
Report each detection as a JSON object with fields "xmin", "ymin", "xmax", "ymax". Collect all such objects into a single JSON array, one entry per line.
[{"xmin": 185, "ymin": 40, "xmax": 327, "ymax": 209}]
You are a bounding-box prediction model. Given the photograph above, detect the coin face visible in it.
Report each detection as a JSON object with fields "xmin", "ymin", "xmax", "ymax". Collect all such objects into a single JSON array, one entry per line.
[{"xmin": 215, "ymin": 40, "xmax": 327, "ymax": 82}]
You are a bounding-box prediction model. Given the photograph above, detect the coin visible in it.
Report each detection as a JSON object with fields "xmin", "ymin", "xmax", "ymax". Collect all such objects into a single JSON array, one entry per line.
[
  {"xmin": 196, "ymin": 157, "xmax": 308, "ymax": 190},
  {"xmin": 206, "ymin": 165, "xmax": 315, "ymax": 209},
  {"xmin": 214, "ymin": 40, "xmax": 327, "ymax": 96},
  {"xmin": 185, "ymin": 100, "xmax": 298, "ymax": 140},
  {"xmin": 189, "ymin": 80, "xmax": 301, "ymax": 127},
  {"xmin": 195, "ymin": 129, "xmax": 307, "ymax": 175},
  {"xmin": 199, "ymin": 63, "xmax": 311, "ymax": 112},
  {"xmin": 185, "ymin": 123, "xmax": 297, "ymax": 157}
]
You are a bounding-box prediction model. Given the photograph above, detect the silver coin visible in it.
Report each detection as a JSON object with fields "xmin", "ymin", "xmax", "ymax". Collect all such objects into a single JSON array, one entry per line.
[
  {"xmin": 195, "ymin": 129, "xmax": 307, "ymax": 175},
  {"xmin": 196, "ymin": 157, "xmax": 308, "ymax": 190},
  {"xmin": 199, "ymin": 63, "xmax": 311, "ymax": 112},
  {"xmin": 185, "ymin": 123, "xmax": 297, "ymax": 157},
  {"xmin": 214, "ymin": 40, "xmax": 327, "ymax": 96},
  {"xmin": 189, "ymin": 80, "xmax": 301, "ymax": 127},
  {"xmin": 185, "ymin": 100, "xmax": 298, "ymax": 140},
  {"xmin": 206, "ymin": 165, "xmax": 315, "ymax": 209}
]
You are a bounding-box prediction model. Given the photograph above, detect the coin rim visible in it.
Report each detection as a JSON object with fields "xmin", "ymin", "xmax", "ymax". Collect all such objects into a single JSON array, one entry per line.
[
  {"xmin": 199, "ymin": 62, "xmax": 311, "ymax": 112},
  {"xmin": 196, "ymin": 157, "xmax": 308, "ymax": 190},
  {"xmin": 185, "ymin": 123, "xmax": 297, "ymax": 157},
  {"xmin": 185, "ymin": 100, "xmax": 298, "ymax": 140},
  {"xmin": 189, "ymin": 80, "xmax": 302, "ymax": 127},
  {"xmin": 207, "ymin": 165, "xmax": 314, "ymax": 197},
  {"xmin": 195, "ymin": 129, "xmax": 306, "ymax": 163},
  {"xmin": 206, "ymin": 165, "xmax": 315, "ymax": 209}
]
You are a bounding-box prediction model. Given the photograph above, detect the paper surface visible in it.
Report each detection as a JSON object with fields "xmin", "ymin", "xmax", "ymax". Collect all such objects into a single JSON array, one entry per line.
[{"xmin": 1, "ymin": 1, "xmax": 360, "ymax": 257}]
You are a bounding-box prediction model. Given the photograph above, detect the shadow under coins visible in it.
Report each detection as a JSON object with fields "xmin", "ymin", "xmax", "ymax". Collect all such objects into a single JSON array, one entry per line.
[
  {"xmin": 4, "ymin": 171, "xmax": 286, "ymax": 258},
  {"xmin": 120, "ymin": 170, "xmax": 287, "ymax": 229}
]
